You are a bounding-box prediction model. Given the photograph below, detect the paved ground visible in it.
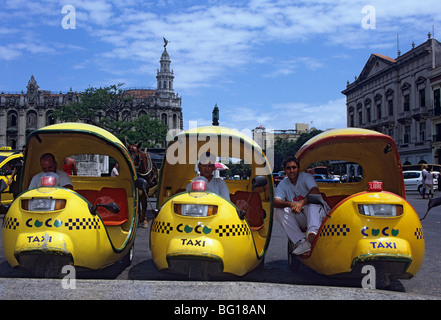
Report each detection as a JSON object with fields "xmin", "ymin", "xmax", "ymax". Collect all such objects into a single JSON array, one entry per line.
[
  {"xmin": 1, "ymin": 192, "xmax": 440, "ymax": 301},
  {"xmin": 0, "ymin": 277, "xmax": 436, "ymax": 300}
]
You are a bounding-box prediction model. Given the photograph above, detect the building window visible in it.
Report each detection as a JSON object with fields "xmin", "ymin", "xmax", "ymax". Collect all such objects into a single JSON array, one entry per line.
[
  {"xmin": 404, "ymin": 125, "xmax": 411, "ymax": 144},
  {"xmin": 435, "ymin": 89, "xmax": 441, "ymax": 116},
  {"xmin": 376, "ymin": 103, "xmax": 382, "ymax": 119},
  {"xmin": 420, "ymin": 122, "xmax": 426, "ymax": 142},
  {"xmin": 404, "ymin": 94, "xmax": 410, "ymax": 112},
  {"xmin": 161, "ymin": 113, "xmax": 168, "ymax": 125},
  {"xmin": 419, "ymin": 88, "xmax": 426, "ymax": 108},
  {"xmin": 173, "ymin": 114, "xmax": 177, "ymax": 128},
  {"xmin": 7, "ymin": 111, "xmax": 18, "ymax": 127},
  {"xmin": 388, "ymin": 99, "xmax": 394, "ymax": 116},
  {"xmin": 27, "ymin": 111, "xmax": 37, "ymax": 128},
  {"xmin": 436, "ymin": 123, "xmax": 441, "ymax": 142},
  {"xmin": 122, "ymin": 110, "xmax": 131, "ymax": 122},
  {"xmin": 46, "ymin": 111, "xmax": 56, "ymax": 125},
  {"xmin": 366, "ymin": 107, "xmax": 371, "ymax": 123}
]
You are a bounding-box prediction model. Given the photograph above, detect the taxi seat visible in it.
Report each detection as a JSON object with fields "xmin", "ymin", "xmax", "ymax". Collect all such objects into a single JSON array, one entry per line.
[
  {"xmin": 230, "ymin": 191, "xmax": 265, "ymax": 231},
  {"xmin": 320, "ymin": 193, "xmax": 348, "ymax": 209},
  {"xmin": 94, "ymin": 187, "xmax": 129, "ymax": 226},
  {"xmin": 76, "ymin": 189, "xmax": 99, "ymax": 204}
]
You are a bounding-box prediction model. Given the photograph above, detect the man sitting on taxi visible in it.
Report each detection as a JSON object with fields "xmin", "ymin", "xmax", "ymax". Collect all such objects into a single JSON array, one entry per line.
[{"xmin": 274, "ymin": 156, "xmax": 329, "ymax": 255}]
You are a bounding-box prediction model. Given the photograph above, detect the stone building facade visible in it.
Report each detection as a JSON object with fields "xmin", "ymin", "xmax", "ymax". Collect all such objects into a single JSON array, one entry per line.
[
  {"xmin": 0, "ymin": 46, "xmax": 182, "ymax": 149},
  {"xmin": 342, "ymin": 35, "xmax": 441, "ymax": 166}
]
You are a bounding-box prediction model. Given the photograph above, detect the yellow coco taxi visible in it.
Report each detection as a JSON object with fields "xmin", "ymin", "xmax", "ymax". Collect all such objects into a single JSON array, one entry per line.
[
  {"xmin": 289, "ymin": 128, "xmax": 424, "ymax": 289},
  {"xmin": 149, "ymin": 126, "xmax": 274, "ymax": 279},
  {"xmin": 0, "ymin": 147, "xmax": 23, "ymax": 206},
  {"xmin": 2, "ymin": 123, "xmax": 141, "ymax": 277}
]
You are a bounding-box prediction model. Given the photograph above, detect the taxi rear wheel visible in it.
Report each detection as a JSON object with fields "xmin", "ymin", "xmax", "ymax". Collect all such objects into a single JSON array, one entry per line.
[
  {"xmin": 32, "ymin": 255, "xmax": 72, "ymax": 279},
  {"xmin": 120, "ymin": 245, "xmax": 134, "ymax": 267},
  {"xmin": 373, "ymin": 263, "xmax": 391, "ymax": 290}
]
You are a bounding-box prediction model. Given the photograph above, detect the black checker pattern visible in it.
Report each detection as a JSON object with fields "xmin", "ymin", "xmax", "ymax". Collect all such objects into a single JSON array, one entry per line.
[
  {"xmin": 152, "ymin": 220, "xmax": 173, "ymax": 234},
  {"xmin": 3, "ymin": 217, "xmax": 20, "ymax": 230},
  {"xmin": 215, "ymin": 224, "xmax": 250, "ymax": 237},
  {"xmin": 414, "ymin": 227, "xmax": 424, "ymax": 240},
  {"xmin": 320, "ymin": 224, "xmax": 350, "ymax": 237},
  {"xmin": 65, "ymin": 217, "xmax": 100, "ymax": 230}
]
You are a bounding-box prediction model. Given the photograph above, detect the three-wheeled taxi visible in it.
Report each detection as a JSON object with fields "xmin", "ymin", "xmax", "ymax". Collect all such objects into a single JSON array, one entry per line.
[
  {"xmin": 2, "ymin": 123, "xmax": 139, "ymax": 277},
  {"xmin": 149, "ymin": 126, "xmax": 274, "ymax": 279},
  {"xmin": 0, "ymin": 147, "xmax": 23, "ymax": 205},
  {"xmin": 289, "ymin": 128, "xmax": 425, "ymax": 289}
]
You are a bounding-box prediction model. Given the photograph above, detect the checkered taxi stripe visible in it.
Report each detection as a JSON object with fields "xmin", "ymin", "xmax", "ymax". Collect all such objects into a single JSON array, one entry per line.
[
  {"xmin": 152, "ymin": 220, "xmax": 173, "ymax": 234},
  {"xmin": 415, "ymin": 227, "xmax": 424, "ymax": 240},
  {"xmin": 3, "ymin": 217, "xmax": 19, "ymax": 230},
  {"xmin": 320, "ymin": 224, "xmax": 350, "ymax": 237},
  {"xmin": 65, "ymin": 217, "xmax": 101, "ymax": 230},
  {"xmin": 215, "ymin": 224, "xmax": 250, "ymax": 237}
]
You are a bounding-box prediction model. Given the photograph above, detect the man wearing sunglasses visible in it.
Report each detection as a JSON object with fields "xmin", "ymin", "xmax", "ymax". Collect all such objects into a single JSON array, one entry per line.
[{"xmin": 274, "ymin": 156, "xmax": 329, "ymax": 255}]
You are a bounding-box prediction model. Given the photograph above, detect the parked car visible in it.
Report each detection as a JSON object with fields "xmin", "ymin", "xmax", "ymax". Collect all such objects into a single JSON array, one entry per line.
[
  {"xmin": 312, "ymin": 174, "xmax": 338, "ymax": 183},
  {"xmin": 403, "ymin": 170, "xmax": 438, "ymax": 193},
  {"xmin": 273, "ymin": 173, "xmax": 285, "ymax": 186}
]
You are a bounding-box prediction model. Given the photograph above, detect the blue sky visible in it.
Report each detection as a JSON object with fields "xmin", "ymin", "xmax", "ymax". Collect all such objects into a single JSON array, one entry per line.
[{"xmin": 1, "ymin": 0, "xmax": 440, "ymax": 133}]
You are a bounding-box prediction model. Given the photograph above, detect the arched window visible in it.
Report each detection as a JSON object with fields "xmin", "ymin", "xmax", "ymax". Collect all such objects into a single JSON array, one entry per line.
[
  {"xmin": 122, "ymin": 110, "xmax": 131, "ymax": 122},
  {"xmin": 7, "ymin": 111, "xmax": 18, "ymax": 127},
  {"xmin": 173, "ymin": 114, "xmax": 177, "ymax": 128},
  {"xmin": 161, "ymin": 113, "xmax": 168, "ymax": 125},
  {"xmin": 46, "ymin": 111, "xmax": 56, "ymax": 125},
  {"xmin": 27, "ymin": 110, "xmax": 37, "ymax": 128}
]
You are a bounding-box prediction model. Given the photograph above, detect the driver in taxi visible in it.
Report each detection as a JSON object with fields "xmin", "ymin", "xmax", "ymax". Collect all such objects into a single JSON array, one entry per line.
[
  {"xmin": 28, "ymin": 153, "xmax": 73, "ymax": 190},
  {"xmin": 186, "ymin": 152, "xmax": 247, "ymax": 211}
]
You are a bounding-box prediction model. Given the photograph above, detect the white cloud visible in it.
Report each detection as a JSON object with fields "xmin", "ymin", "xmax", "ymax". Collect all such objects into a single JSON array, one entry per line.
[
  {"xmin": 210, "ymin": 97, "xmax": 347, "ymax": 132},
  {"xmin": 0, "ymin": 45, "xmax": 22, "ymax": 61},
  {"xmin": 1, "ymin": 0, "xmax": 440, "ymax": 131},
  {"xmin": 269, "ymin": 97, "xmax": 347, "ymax": 130}
]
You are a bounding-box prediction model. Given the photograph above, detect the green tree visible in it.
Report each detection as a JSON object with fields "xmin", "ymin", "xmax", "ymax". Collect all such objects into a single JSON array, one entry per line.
[
  {"xmin": 52, "ymin": 83, "xmax": 167, "ymax": 147},
  {"xmin": 119, "ymin": 115, "xmax": 168, "ymax": 148},
  {"xmin": 272, "ymin": 129, "xmax": 323, "ymax": 172}
]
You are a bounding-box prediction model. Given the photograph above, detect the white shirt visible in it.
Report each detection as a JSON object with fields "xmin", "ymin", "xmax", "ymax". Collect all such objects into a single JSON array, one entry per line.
[
  {"xmin": 28, "ymin": 169, "xmax": 73, "ymax": 189},
  {"xmin": 275, "ymin": 172, "xmax": 317, "ymax": 202},
  {"xmin": 422, "ymin": 169, "xmax": 434, "ymax": 185}
]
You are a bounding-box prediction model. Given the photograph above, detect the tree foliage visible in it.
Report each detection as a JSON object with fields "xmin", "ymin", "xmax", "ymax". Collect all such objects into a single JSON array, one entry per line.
[
  {"xmin": 52, "ymin": 83, "xmax": 167, "ymax": 148},
  {"xmin": 119, "ymin": 115, "xmax": 168, "ymax": 148},
  {"xmin": 272, "ymin": 129, "xmax": 323, "ymax": 172}
]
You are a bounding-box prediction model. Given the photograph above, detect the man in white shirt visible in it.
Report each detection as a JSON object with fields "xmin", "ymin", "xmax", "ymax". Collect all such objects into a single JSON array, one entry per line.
[
  {"xmin": 274, "ymin": 156, "xmax": 329, "ymax": 255},
  {"xmin": 28, "ymin": 153, "xmax": 73, "ymax": 190},
  {"xmin": 186, "ymin": 152, "xmax": 247, "ymax": 210}
]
